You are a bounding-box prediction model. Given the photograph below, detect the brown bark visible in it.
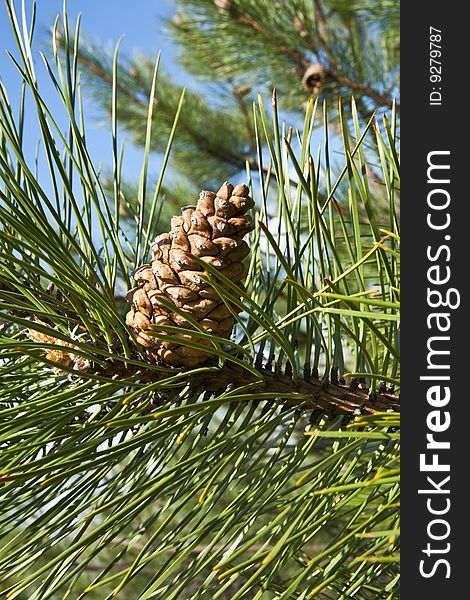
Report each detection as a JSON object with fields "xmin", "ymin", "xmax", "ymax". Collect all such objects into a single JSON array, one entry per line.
[
  {"xmin": 95, "ymin": 359, "xmax": 399, "ymax": 417},
  {"xmin": 193, "ymin": 363, "xmax": 400, "ymax": 416}
]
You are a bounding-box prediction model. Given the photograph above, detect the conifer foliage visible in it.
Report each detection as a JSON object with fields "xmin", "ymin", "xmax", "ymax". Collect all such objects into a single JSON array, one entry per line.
[
  {"xmin": 0, "ymin": 2, "xmax": 400, "ymax": 598},
  {"xmin": 62, "ymin": 0, "xmax": 399, "ymax": 193}
]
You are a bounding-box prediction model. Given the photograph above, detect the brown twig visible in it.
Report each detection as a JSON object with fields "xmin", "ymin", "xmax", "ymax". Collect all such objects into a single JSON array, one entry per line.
[
  {"xmin": 235, "ymin": 9, "xmax": 398, "ymax": 111},
  {"xmin": 93, "ymin": 359, "xmax": 399, "ymax": 417},
  {"xmin": 194, "ymin": 363, "xmax": 400, "ymax": 415}
]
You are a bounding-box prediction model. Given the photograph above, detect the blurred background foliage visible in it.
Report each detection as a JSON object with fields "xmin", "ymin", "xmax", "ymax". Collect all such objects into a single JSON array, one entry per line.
[{"xmin": 63, "ymin": 0, "xmax": 399, "ymax": 220}]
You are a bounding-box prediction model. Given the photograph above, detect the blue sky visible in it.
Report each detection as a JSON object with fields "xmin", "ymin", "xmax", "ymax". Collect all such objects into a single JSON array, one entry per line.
[{"xmin": 0, "ymin": 0, "xmax": 186, "ymax": 181}]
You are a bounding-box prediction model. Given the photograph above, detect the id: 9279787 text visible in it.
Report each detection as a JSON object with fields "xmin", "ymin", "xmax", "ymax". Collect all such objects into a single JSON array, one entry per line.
[{"xmin": 429, "ymin": 26, "xmax": 442, "ymax": 106}]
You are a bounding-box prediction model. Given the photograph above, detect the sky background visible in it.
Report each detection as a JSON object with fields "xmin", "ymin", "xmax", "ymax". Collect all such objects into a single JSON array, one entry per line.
[
  {"xmin": 0, "ymin": 0, "xmax": 325, "ymax": 207},
  {"xmin": 0, "ymin": 0, "xmax": 188, "ymax": 183}
]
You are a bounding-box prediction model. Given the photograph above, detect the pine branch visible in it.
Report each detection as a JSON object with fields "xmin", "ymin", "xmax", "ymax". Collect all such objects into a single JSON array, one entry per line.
[
  {"xmin": 326, "ymin": 67, "xmax": 399, "ymax": 111},
  {"xmin": 174, "ymin": 1, "xmax": 398, "ymax": 112},
  {"xmin": 72, "ymin": 359, "xmax": 399, "ymax": 416},
  {"xmin": 56, "ymin": 33, "xmax": 257, "ymax": 188},
  {"xmin": 60, "ymin": 38, "xmax": 303, "ymax": 190},
  {"xmin": 198, "ymin": 362, "xmax": 400, "ymax": 415},
  {"xmin": 235, "ymin": 8, "xmax": 397, "ymax": 111},
  {"xmin": 1, "ymin": 5, "xmax": 400, "ymax": 598}
]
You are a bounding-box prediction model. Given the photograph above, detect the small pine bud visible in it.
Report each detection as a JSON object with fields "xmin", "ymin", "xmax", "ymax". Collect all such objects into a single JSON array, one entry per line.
[
  {"xmin": 214, "ymin": 0, "xmax": 232, "ymax": 14},
  {"xmin": 302, "ymin": 63, "xmax": 325, "ymax": 94},
  {"xmin": 293, "ymin": 16, "xmax": 309, "ymax": 38},
  {"xmin": 234, "ymin": 85, "xmax": 251, "ymax": 97}
]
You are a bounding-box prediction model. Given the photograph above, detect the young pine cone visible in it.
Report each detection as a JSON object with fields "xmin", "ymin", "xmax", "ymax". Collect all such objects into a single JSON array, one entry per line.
[{"xmin": 126, "ymin": 182, "xmax": 254, "ymax": 368}]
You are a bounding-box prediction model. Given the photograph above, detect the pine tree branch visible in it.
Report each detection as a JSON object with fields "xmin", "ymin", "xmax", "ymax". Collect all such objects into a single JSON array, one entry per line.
[
  {"xmin": 194, "ymin": 362, "xmax": 400, "ymax": 415},
  {"xmin": 325, "ymin": 67, "xmax": 399, "ymax": 112},
  {"xmin": 89, "ymin": 359, "xmax": 399, "ymax": 416},
  {"xmin": 2, "ymin": 291, "xmax": 398, "ymax": 418},
  {"xmin": 169, "ymin": 19, "xmax": 257, "ymax": 157},
  {"xmin": 60, "ymin": 41, "xmax": 302, "ymax": 188},
  {"xmin": 57, "ymin": 39, "xmax": 247, "ymax": 174},
  {"xmin": 4, "ymin": 303, "xmax": 399, "ymax": 418},
  {"xmin": 231, "ymin": 6, "xmax": 398, "ymax": 111}
]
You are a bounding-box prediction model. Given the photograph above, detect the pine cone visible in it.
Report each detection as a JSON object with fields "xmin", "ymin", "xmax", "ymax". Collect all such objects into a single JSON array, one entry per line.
[
  {"xmin": 126, "ymin": 182, "xmax": 255, "ymax": 368},
  {"xmin": 302, "ymin": 63, "xmax": 325, "ymax": 94}
]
